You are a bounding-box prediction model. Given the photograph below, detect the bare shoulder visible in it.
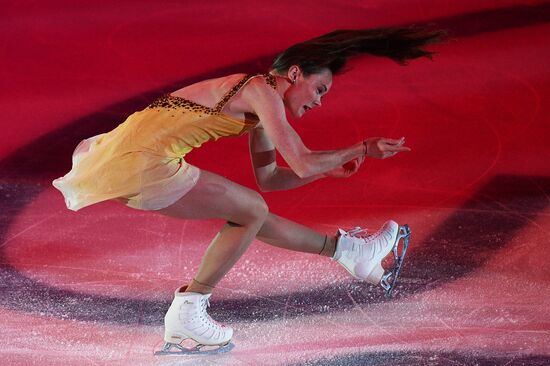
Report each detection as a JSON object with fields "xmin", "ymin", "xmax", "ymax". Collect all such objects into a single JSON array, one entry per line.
[
  {"xmin": 241, "ymin": 75, "xmax": 283, "ymax": 113},
  {"xmin": 243, "ymin": 75, "xmax": 278, "ymax": 96},
  {"xmin": 176, "ymin": 73, "xmax": 245, "ymax": 92},
  {"xmin": 216, "ymin": 73, "xmax": 248, "ymax": 89},
  {"xmin": 170, "ymin": 73, "xmax": 248, "ymax": 105}
]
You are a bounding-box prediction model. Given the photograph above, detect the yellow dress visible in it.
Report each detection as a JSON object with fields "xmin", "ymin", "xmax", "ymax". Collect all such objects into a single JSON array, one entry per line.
[{"xmin": 53, "ymin": 73, "xmax": 277, "ymax": 211}]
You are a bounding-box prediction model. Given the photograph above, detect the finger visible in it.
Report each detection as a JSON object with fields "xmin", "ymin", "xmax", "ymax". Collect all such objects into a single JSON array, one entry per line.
[
  {"xmin": 380, "ymin": 141, "xmax": 403, "ymax": 150},
  {"xmin": 345, "ymin": 159, "xmax": 359, "ymax": 171},
  {"xmin": 386, "ymin": 146, "xmax": 411, "ymax": 152},
  {"xmin": 342, "ymin": 160, "xmax": 356, "ymax": 171},
  {"xmin": 384, "ymin": 137, "xmax": 405, "ymax": 145}
]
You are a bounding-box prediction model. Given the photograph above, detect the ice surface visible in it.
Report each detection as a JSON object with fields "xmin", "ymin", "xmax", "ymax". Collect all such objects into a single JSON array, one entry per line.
[{"xmin": 2, "ymin": 1, "xmax": 550, "ymax": 365}]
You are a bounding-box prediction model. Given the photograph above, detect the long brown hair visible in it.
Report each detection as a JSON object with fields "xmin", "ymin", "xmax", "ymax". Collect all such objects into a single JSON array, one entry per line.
[{"xmin": 271, "ymin": 26, "xmax": 446, "ymax": 75}]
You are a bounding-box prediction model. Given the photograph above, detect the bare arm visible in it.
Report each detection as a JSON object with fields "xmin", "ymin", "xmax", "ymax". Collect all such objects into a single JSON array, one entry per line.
[
  {"xmin": 244, "ymin": 79, "xmax": 364, "ymax": 178},
  {"xmin": 248, "ymin": 126, "xmax": 324, "ymax": 192}
]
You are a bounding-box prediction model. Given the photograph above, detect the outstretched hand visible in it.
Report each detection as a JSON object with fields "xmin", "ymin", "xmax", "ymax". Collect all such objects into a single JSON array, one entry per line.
[{"xmin": 365, "ymin": 137, "xmax": 411, "ymax": 159}]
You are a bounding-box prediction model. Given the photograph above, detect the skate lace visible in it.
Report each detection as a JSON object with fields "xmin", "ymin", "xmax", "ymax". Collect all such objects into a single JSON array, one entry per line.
[
  {"xmin": 346, "ymin": 226, "xmax": 386, "ymax": 257},
  {"xmin": 347, "ymin": 226, "xmax": 369, "ymax": 238},
  {"xmin": 348, "ymin": 226, "xmax": 385, "ymax": 242},
  {"xmin": 200, "ymin": 297, "xmax": 224, "ymax": 332}
]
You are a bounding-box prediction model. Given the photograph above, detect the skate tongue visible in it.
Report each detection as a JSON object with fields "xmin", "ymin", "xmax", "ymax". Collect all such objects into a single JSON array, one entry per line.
[
  {"xmin": 175, "ymin": 289, "xmax": 212, "ymax": 300},
  {"xmin": 175, "ymin": 285, "xmax": 188, "ymax": 294},
  {"xmin": 332, "ymin": 229, "xmax": 348, "ymax": 261},
  {"xmin": 174, "ymin": 285, "xmax": 213, "ymax": 298}
]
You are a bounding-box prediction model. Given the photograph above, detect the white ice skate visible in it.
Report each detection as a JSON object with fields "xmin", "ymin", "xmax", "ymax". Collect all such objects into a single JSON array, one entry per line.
[
  {"xmin": 333, "ymin": 220, "xmax": 411, "ymax": 297},
  {"xmin": 155, "ymin": 287, "xmax": 234, "ymax": 355}
]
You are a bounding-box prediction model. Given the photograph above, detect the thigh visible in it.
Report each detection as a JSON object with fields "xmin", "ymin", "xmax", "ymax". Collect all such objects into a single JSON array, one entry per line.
[{"xmin": 157, "ymin": 169, "xmax": 268, "ymax": 225}]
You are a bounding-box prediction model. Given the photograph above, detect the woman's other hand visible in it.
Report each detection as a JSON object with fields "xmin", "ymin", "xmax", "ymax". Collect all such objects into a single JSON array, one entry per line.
[{"xmin": 324, "ymin": 157, "xmax": 363, "ymax": 178}]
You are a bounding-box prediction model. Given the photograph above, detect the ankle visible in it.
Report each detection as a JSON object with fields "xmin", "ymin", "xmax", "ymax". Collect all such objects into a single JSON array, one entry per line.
[{"xmin": 185, "ymin": 278, "xmax": 215, "ymax": 295}]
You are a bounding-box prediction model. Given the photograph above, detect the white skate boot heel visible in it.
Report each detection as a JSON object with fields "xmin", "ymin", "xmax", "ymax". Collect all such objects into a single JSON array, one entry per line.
[
  {"xmin": 155, "ymin": 286, "xmax": 234, "ymax": 356},
  {"xmin": 333, "ymin": 220, "xmax": 411, "ymax": 297}
]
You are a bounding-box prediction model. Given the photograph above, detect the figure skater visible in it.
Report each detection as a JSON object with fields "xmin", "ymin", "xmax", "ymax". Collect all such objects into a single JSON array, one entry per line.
[{"xmin": 53, "ymin": 26, "xmax": 443, "ymax": 353}]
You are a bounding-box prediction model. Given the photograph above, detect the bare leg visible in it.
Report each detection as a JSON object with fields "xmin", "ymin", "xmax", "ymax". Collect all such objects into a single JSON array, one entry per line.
[
  {"xmin": 157, "ymin": 169, "xmax": 336, "ymax": 294},
  {"xmin": 256, "ymin": 213, "xmax": 337, "ymax": 257},
  {"xmin": 158, "ymin": 170, "xmax": 269, "ymax": 294}
]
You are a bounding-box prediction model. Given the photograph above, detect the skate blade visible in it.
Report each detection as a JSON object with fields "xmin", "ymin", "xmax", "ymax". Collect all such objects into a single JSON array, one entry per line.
[
  {"xmin": 380, "ymin": 224, "xmax": 411, "ymax": 298},
  {"xmin": 154, "ymin": 340, "xmax": 234, "ymax": 356}
]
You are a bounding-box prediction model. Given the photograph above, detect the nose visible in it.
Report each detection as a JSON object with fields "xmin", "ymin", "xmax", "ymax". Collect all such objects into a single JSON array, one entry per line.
[{"xmin": 313, "ymin": 98, "xmax": 322, "ymax": 107}]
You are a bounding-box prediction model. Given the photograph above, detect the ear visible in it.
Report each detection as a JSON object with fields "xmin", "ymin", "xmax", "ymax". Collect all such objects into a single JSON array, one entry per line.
[{"xmin": 287, "ymin": 65, "xmax": 302, "ymax": 84}]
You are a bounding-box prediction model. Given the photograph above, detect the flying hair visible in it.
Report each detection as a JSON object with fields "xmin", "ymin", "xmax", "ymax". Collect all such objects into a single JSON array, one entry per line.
[{"xmin": 271, "ymin": 26, "xmax": 447, "ymax": 76}]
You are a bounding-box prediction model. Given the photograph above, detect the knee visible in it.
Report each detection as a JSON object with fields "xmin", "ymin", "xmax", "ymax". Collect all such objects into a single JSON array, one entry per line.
[
  {"xmin": 232, "ymin": 192, "xmax": 269, "ymax": 227},
  {"xmin": 248, "ymin": 192, "xmax": 269, "ymax": 225},
  {"xmin": 254, "ymin": 195, "xmax": 269, "ymax": 223}
]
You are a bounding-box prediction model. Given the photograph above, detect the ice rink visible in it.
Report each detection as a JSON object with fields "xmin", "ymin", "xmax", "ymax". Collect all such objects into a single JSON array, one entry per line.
[{"xmin": 2, "ymin": 1, "xmax": 549, "ymax": 365}]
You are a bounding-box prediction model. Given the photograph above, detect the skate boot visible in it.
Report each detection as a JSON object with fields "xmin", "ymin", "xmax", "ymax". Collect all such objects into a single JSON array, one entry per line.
[
  {"xmin": 155, "ymin": 286, "xmax": 233, "ymax": 355},
  {"xmin": 333, "ymin": 220, "xmax": 411, "ymax": 297}
]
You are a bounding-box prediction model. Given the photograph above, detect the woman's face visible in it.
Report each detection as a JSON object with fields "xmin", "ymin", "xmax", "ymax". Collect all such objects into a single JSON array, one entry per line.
[{"xmin": 284, "ymin": 67, "xmax": 332, "ymax": 118}]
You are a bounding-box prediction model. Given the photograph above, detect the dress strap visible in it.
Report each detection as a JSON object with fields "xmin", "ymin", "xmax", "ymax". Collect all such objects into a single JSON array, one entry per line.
[{"xmin": 213, "ymin": 73, "xmax": 277, "ymax": 113}]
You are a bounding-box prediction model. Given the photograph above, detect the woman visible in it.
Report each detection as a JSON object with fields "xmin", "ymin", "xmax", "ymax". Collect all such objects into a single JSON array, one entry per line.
[{"xmin": 53, "ymin": 27, "xmax": 443, "ymax": 352}]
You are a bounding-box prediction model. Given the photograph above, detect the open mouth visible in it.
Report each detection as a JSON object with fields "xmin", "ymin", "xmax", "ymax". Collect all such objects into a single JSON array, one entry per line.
[{"xmin": 303, "ymin": 105, "xmax": 311, "ymax": 112}]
